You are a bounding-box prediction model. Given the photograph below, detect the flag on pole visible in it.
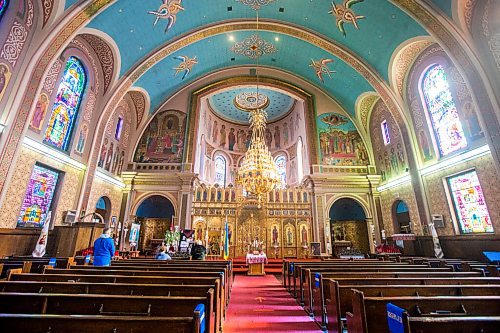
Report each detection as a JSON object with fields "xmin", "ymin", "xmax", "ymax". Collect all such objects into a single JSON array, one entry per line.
[
  {"xmin": 429, "ymin": 222, "xmax": 444, "ymax": 259},
  {"xmin": 223, "ymin": 216, "xmax": 229, "ymax": 260},
  {"xmin": 32, "ymin": 211, "xmax": 52, "ymax": 257}
]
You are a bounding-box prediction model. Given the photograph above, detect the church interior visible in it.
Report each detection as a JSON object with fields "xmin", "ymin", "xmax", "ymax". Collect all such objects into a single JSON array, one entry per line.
[{"xmin": 0, "ymin": 0, "xmax": 499, "ymax": 332}]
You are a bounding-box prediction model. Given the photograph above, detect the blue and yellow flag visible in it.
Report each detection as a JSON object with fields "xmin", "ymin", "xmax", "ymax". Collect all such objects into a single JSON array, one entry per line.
[{"xmin": 223, "ymin": 217, "xmax": 229, "ymax": 260}]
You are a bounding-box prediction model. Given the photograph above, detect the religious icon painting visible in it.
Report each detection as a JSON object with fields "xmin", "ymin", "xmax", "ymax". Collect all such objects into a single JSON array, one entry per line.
[
  {"xmin": 0, "ymin": 62, "xmax": 11, "ymax": 104},
  {"xmin": 270, "ymin": 224, "xmax": 280, "ymax": 245}
]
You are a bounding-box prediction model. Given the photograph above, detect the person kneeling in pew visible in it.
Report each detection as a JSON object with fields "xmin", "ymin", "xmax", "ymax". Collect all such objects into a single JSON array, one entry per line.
[{"xmin": 93, "ymin": 228, "xmax": 115, "ymax": 266}]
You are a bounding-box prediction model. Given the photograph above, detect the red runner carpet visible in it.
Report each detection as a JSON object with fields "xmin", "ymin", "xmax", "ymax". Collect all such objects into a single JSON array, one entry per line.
[{"xmin": 224, "ymin": 275, "xmax": 323, "ymax": 333}]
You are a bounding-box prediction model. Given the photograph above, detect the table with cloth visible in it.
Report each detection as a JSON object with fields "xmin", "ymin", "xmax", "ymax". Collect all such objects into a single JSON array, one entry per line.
[{"xmin": 246, "ymin": 253, "xmax": 267, "ymax": 276}]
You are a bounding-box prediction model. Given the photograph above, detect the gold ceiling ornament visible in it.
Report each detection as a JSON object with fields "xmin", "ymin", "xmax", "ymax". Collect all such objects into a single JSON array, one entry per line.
[{"xmin": 237, "ymin": 107, "xmax": 280, "ymax": 207}]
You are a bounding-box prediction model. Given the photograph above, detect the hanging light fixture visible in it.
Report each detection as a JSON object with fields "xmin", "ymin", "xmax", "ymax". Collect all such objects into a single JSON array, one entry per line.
[{"xmin": 236, "ymin": 11, "xmax": 280, "ymax": 206}]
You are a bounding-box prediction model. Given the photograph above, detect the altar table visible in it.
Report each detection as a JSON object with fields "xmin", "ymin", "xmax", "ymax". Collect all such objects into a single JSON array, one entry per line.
[{"xmin": 246, "ymin": 253, "xmax": 267, "ymax": 276}]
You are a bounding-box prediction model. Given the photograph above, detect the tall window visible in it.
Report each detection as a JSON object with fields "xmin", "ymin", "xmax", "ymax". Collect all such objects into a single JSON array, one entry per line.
[
  {"xmin": 381, "ymin": 120, "xmax": 390, "ymax": 145},
  {"xmin": 115, "ymin": 117, "xmax": 123, "ymax": 140},
  {"xmin": 297, "ymin": 138, "xmax": 304, "ymax": 182},
  {"xmin": 422, "ymin": 64, "xmax": 467, "ymax": 156},
  {"xmin": 18, "ymin": 164, "xmax": 61, "ymax": 228},
  {"xmin": 44, "ymin": 56, "xmax": 86, "ymax": 150},
  {"xmin": 214, "ymin": 155, "xmax": 226, "ymax": 187},
  {"xmin": 275, "ymin": 155, "xmax": 287, "ymax": 189},
  {"xmin": 0, "ymin": 0, "xmax": 8, "ymax": 21},
  {"xmin": 447, "ymin": 170, "xmax": 493, "ymax": 234}
]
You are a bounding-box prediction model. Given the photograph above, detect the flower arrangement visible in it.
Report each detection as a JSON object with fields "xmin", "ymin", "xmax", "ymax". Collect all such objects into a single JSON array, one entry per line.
[{"xmin": 164, "ymin": 225, "xmax": 181, "ymax": 250}]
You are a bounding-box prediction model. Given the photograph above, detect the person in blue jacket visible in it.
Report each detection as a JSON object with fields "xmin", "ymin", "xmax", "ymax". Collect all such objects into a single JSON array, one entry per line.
[
  {"xmin": 93, "ymin": 227, "xmax": 115, "ymax": 266},
  {"xmin": 156, "ymin": 246, "xmax": 172, "ymax": 260}
]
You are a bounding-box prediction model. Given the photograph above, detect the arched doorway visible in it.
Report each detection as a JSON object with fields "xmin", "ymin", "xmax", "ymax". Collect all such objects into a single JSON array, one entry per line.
[
  {"xmin": 95, "ymin": 196, "xmax": 111, "ymax": 224},
  {"xmin": 392, "ymin": 200, "xmax": 411, "ymax": 234},
  {"xmin": 329, "ymin": 198, "xmax": 369, "ymax": 255},
  {"xmin": 134, "ymin": 195, "xmax": 175, "ymax": 253}
]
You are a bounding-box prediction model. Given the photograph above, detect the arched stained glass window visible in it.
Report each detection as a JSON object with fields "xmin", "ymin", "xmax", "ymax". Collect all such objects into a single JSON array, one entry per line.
[
  {"xmin": 422, "ymin": 64, "xmax": 467, "ymax": 156},
  {"xmin": 44, "ymin": 56, "xmax": 86, "ymax": 150},
  {"xmin": 0, "ymin": 0, "xmax": 8, "ymax": 21},
  {"xmin": 275, "ymin": 155, "xmax": 286, "ymax": 189},
  {"xmin": 214, "ymin": 155, "xmax": 226, "ymax": 187}
]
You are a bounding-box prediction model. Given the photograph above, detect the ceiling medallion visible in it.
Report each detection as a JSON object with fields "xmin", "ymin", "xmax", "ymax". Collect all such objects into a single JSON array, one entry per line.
[
  {"xmin": 149, "ymin": 0, "xmax": 184, "ymax": 33},
  {"xmin": 310, "ymin": 58, "xmax": 336, "ymax": 83},
  {"xmin": 329, "ymin": 0, "xmax": 365, "ymax": 37},
  {"xmin": 172, "ymin": 55, "xmax": 198, "ymax": 80},
  {"xmin": 231, "ymin": 34, "xmax": 277, "ymax": 59},
  {"xmin": 238, "ymin": 0, "xmax": 276, "ymax": 11},
  {"xmin": 234, "ymin": 92, "xmax": 270, "ymax": 112}
]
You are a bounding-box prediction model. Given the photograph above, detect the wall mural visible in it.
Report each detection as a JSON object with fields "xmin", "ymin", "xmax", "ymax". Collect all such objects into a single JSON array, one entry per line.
[
  {"xmin": 0, "ymin": 62, "xmax": 11, "ymax": 103},
  {"xmin": 134, "ymin": 110, "xmax": 186, "ymax": 163},
  {"xmin": 310, "ymin": 58, "xmax": 335, "ymax": 83},
  {"xmin": 317, "ymin": 112, "xmax": 369, "ymax": 166},
  {"xmin": 148, "ymin": 0, "xmax": 184, "ymax": 33},
  {"xmin": 29, "ymin": 93, "xmax": 49, "ymax": 131},
  {"xmin": 173, "ymin": 55, "xmax": 197, "ymax": 80},
  {"xmin": 329, "ymin": 0, "xmax": 365, "ymax": 38},
  {"xmin": 204, "ymin": 109, "xmax": 300, "ymax": 154},
  {"xmin": 370, "ymin": 101, "xmax": 408, "ymax": 182}
]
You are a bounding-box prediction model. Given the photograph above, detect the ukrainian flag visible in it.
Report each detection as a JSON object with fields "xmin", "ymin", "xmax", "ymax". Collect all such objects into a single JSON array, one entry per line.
[{"xmin": 223, "ymin": 217, "xmax": 229, "ymax": 260}]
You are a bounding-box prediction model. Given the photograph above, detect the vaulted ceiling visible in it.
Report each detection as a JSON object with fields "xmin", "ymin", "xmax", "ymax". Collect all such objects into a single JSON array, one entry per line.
[{"xmin": 68, "ymin": 0, "xmax": 449, "ymax": 119}]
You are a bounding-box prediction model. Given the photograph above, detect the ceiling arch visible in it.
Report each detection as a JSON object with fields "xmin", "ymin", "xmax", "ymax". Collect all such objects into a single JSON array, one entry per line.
[
  {"xmin": 133, "ymin": 29, "xmax": 373, "ymax": 115},
  {"xmin": 85, "ymin": 0, "xmax": 428, "ymax": 81}
]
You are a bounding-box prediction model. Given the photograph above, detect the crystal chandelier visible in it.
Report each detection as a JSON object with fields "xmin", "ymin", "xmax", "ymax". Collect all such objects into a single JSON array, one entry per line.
[
  {"xmin": 235, "ymin": 10, "xmax": 279, "ymax": 206},
  {"xmin": 236, "ymin": 96, "xmax": 280, "ymax": 205}
]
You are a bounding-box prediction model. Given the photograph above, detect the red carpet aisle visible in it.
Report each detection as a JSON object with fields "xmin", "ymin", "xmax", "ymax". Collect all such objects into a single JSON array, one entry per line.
[{"xmin": 224, "ymin": 275, "xmax": 323, "ymax": 333}]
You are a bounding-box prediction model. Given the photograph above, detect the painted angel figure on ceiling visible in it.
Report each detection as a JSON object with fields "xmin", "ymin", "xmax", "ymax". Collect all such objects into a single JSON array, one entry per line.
[{"xmin": 149, "ymin": 0, "xmax": 184, "ymax": 33}]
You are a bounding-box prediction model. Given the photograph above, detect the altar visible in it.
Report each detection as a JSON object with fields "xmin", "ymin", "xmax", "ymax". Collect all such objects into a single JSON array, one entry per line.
[{"xmin": 246, "ymin": 253, "xmax": 267, "ymax": 276}]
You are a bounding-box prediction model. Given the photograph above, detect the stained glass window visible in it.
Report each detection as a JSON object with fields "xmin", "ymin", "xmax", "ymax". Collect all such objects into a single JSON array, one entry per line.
[
  {"xmin": 275, "ymin": 155, "xmax": 287, "ymax": 189},
  {"xmin": 115, "ymin": 117, "xmax": 123, "ymax": 141},
  {"xmin": 44, "ymin": 56, "xmax": 86, "ymax": 150},
  {"xmin": 422, "ymin": 64, "xmax": 467, "ymax": 156},
  {"xmin": 0, "ymin": 0, "xmax": 8, "ymax": 21},
  {"xmin": 214, "ymin": 155, "xmax": 226, "ymax": 187},
  {"xmin": 381, "ymin": 120, "xmax": 390, "ymax": 146},
  {"xmin": 447, "ymin": 170, "xmax": 493, "ymax": 234},
  {"xmin": 17, "ymin": 164, "xmax": 60, "ymax": 228}
]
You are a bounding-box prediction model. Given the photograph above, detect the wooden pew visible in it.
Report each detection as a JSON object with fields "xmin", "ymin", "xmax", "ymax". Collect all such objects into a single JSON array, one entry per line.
[
  {"xmin": 346, "ymin": 291, "xmax": 500, "ymax": 333},
  {"xmin": 0, "ymin": 313, "xmax": 205, "ymax": 333},
  {"xmin": 324, "ymin": 282, "xmax": 500, "ymax": 333},
  {"xmin": 282, "ymin": 259, "xmax": 387, "ymax": 292},
  {"xmin": 72, "ymin": 264, "xmax": 232, "ymax": 295},
  {"xmin": 290, "ymin": 262, "xmax": 418, "ymax": 298},
  {"xmin": 402, "ymin": 315, "xmax": 500, "ymax": 333},
  {"xmin": 302, "ymin": 267, "xmax": 481, "ymax": 312},
  {"xmin": 111, "ymin": 260, "xmax": 233, "ymax": 291},
  {"xmin": 0, "ymin": 280, "xmax": 219, "ymax": 333},
  {"xmin": 9, "ymin": 273, "xmax": 223, "ymax": 333},
  {"xmin": 49, "ymin": 267, "xmax": 229, "ymax": 311},
  {"xmin": 0, "ymin": 292, "xmax": 213, "ymax": 331}
]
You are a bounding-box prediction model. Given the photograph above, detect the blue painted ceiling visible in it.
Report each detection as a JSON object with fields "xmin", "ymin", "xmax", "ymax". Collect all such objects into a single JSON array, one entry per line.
[
  {"xmin": 75, "ymin": 0, "xmax": 430, "ymax": 116},
  {"xmin": 208, "ymin": 86, "xmax": 295, "ymax": 124}
]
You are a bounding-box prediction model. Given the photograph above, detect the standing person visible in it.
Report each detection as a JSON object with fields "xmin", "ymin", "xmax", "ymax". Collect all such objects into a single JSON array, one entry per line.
[
  {"xmin": 191, "ymin": 240, "xmax": 206, "ymax": 260},
  {"xmin": 156, "ymin": 246, "xmax": 172, "ymax": 260},
  {"xmin": 93, "ymin": 228, "xmax": 115, "ymax": 266}
]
